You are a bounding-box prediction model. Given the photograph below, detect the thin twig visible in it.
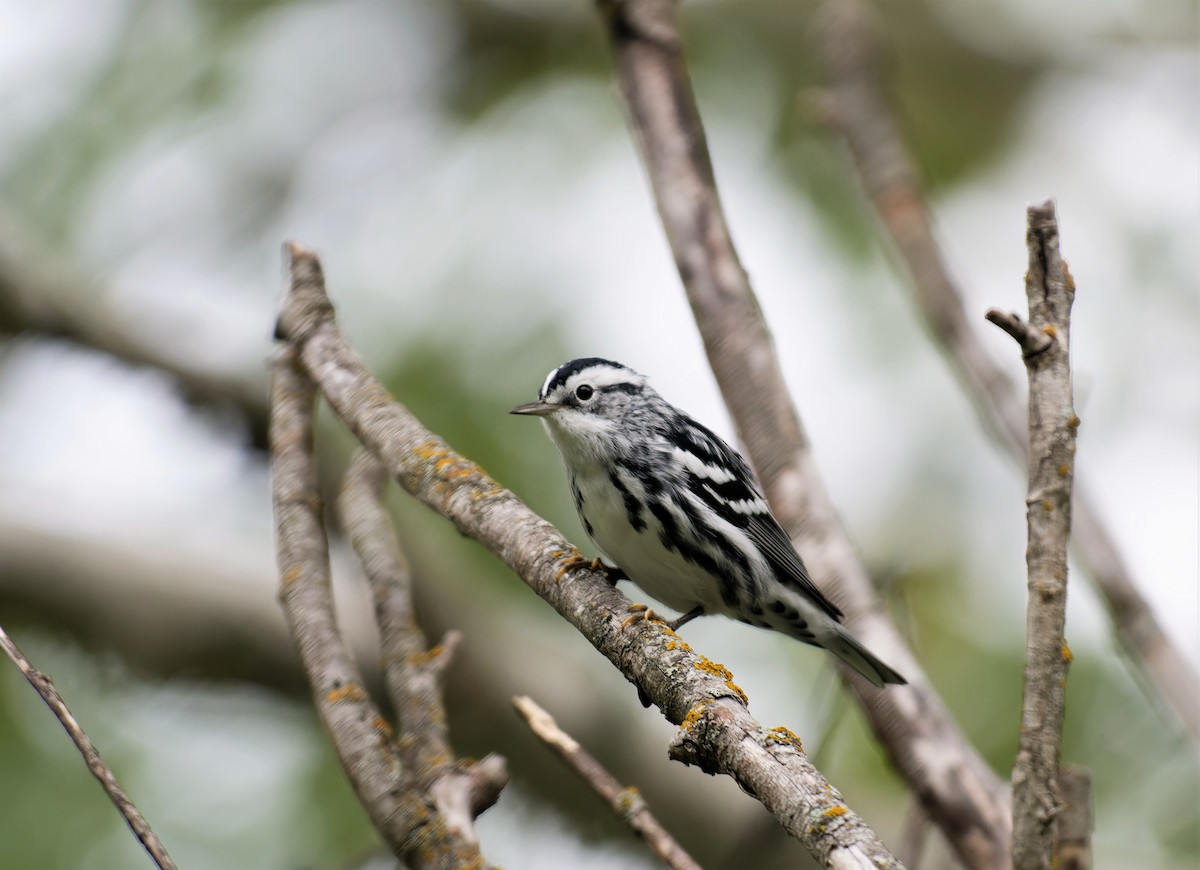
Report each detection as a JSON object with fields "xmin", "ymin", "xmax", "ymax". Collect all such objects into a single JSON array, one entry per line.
[
  {"xmin": 513, "ymin": 696, "xmax": 702, "ymax": 870},
  {"xmin": 0, "ymin": 622, "xmax": 177, "ymax": 870},
  {"xmin": 339, "ymin": 450, "xmax": 507, "ymax": 840},
  {"xmin": 814, "ymin": 0, "xmax": 1198, "ymax": 742},
  {"xmin": 595, "ymin": 1, "xmax": 1007, "ymax": 866},
  {"xmin": 1057, "ymin": 766, "xmax": 1093, "ymax": 870},
  {"xmin": 276, "ymin": 241, "xmax": 903, "ymax": 869},
  {"xmin": 270, "ymin": 343, "xmax": 500, "ymax": 869},
  {"xmin": 990, "ymin": 200, "xmax": 1076, "ymax": 870}
]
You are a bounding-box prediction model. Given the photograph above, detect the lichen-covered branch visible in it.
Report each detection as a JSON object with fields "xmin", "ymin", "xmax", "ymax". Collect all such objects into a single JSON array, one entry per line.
[
  {"xmin": 514, "ymin": 695, "xmax": 701, "ymax": 870},
  {"xmin": 276, "ymin": 242, "xmax": 903, "ymax": 869},
  {"xmin": 270, "ymin": 346, "xmax": 500, "ymax": 869},
  {"xmin": 596, "ymin": 1, "xmax": 1008, "ymax": 866},
  {"xmin": 814, "ymin": 0, "xmax": 1198, "ymax": 743},
  {"xmin": 989, "ymin": 201, "xmax": 1077, "ymax": 870},
  {"xmin": 339, "ymin": 450, "xmax": 508, "ymax": 842},
  {"xmin": 0, "ymin": 622, "xmax": 177, "ymax": 870}
]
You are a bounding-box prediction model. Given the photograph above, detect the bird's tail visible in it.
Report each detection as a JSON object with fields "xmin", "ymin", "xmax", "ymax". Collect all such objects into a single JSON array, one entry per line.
[{"xmin": 824, "ymin": 628, "xmax": 907, "ymax": 687}]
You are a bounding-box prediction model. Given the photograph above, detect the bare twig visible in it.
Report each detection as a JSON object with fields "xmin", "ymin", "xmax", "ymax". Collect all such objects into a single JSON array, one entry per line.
[
  {"xmin": 595, "ymin": 1, "xmax": 1008, "ymax": 866},
  {"xmin": 340, "ymin": 450, "xmax": 508, "ymax": 839},
  {"xmin": 0, "ymin": 622, "xmax": 176, "ymax": 870},
  {"xmin": 814, "ymin": 0, "xmax": 1199, "ymax": 742},
  {"xmin": 514, "ymin": 696, "xmax": 702, "ymax": 870},
  {"xmin": 276, "ymin": 242, "xmax": 903, "ymax": 869},
  {"xmin": 992, "ymin": 201, "xmax": 1077, "ymax": 870},
  {"xmin": 1056, "ymin": 767, "xmax": 1093, "ymax": 870},
  {"xmin": 270, "ymin": 344, "xmax": 500, "ymax": 869}
]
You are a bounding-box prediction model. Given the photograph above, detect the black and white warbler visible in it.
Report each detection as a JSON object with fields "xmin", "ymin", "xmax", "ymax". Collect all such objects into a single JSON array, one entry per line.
[{"xmin": 511, "ymin": 357, "xmax": 906, "ymax": 687}]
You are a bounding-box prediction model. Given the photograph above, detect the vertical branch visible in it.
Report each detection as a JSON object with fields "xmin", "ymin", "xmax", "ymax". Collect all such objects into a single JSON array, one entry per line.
[
  {"xmin": 986, "ymin": 200, "xmax": 1077, "ymax": 869},
  {"xmin": 815, "ymin": 0, "xmax": 1198, "ymax": 741},
  {"xmin": 596, "ymin": 2, "xmax": 1010, "ymax": 866},
  {"xmin": 0, "ymin": 623, "xmax": 177, "ymax": 870}
]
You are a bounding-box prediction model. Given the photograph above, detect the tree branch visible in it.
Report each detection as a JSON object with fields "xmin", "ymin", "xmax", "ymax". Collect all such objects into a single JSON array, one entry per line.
[
  {"xmin": 813, "ymin": 0, "xmax": 1198, "ymax": 742},
  {"xmin": 1056, "ymin": 766, "xmax": 1093, "ymax": 870},
  {"xmin": 339, "ymin": 449, "xmax": 508, "ymax": 839},
  {"xmin": 276, "ymin": 241, "xmax": 903, "ymax": 869},
  {"xmin": 595, "ymin": 1, "xmax": 1009, "ymax": 866},
  {"xmin": 270, "ymin": 345, "xmax": 501, "ymax": 868},
  {"xmin": 0, "ymin": 622, "xmax": 177, "ymax": 870},
  {"xmin": 991, "ymin": 200, "xmax": 1076, "ymax": 870},
  {"xmin": 514, "ymin": 695, "xmax": 701, "ymax": 870}
]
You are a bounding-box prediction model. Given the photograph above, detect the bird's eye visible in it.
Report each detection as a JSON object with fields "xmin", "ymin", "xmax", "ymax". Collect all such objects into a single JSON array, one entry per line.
[{"xmin": 575, "ymin": 384, "xmax": 594, "ymax": 401}]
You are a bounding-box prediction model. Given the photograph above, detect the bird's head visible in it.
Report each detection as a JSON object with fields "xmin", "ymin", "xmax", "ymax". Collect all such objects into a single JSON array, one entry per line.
[{"xmin": 510, "ymin": 357, "xmax": 648, "ymax": 461}]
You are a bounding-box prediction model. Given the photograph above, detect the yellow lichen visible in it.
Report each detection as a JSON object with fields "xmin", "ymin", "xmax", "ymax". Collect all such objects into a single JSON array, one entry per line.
[
  {"xmin": 1058, "ymin": 464, "xmax": 1070, "ymax": 476},
  {"xmin": 693, "ymin": 656, "xmax": 749, "ymax": 704},
  {"xmin": 767, "ymin": 726, "xmax": 803, "ymax": 751},
  {"xmin": 1068, "ymin": 415, "xmax": 1081, "ymax": 429},
  {"xmin": 326, "ymin": 683, "xmax": 367, "ymax": 704},
  {"xmin": 371, "ymin": 716, "xmax": 394, "ymax": 738},
  {"xmin": 680, "ymin": 703, "xmax": 709, "ymax": 731},
  {"xmin": 1042, "ymin": 324, "xmax": 1058, "ymax": 337},
  {"xmin": 282, "ymin": 565, "xmax": 303, "ymax": 586},
  {"xmin": 1061, "ymin": 642, "xmax": 1073, "ymax": 664},
  {"xmin": 823, "ymin": 806, "xmax": 847, "ymax": 818},
  {"xmin": 1043, "ymin": 499, "xmax": 1054, "ymax": 512}
]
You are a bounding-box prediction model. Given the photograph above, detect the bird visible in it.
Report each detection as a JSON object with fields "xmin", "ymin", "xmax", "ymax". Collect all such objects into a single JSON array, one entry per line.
[{"xmin": 510, "ymin": 357, "xmax": 906, "ymax": 687}]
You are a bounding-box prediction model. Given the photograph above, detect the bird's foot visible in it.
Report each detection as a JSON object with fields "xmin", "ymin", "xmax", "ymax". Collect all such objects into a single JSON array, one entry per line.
[
  {"xmin": 621, "ymin": 603, "xmax": 666, "ymax": 630},
  {"xmin": 551, "ymin": 550, "xmax": 593, "ymax": 585}
]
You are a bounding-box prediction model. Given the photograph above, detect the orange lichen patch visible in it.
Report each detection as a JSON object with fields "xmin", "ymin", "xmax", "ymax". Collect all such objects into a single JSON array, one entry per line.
[
  {"xmin": 664, "ymin": 637, "xmax": 693, "ymax": 654},
  {"xmin": 1061, "ymin": 642, "xmax": 1074, "ymax": 664},
  {"xmin": 326, "ymin": 683, "xmax": 367, "ymax": 704},
  {"xmin": 1043, "ymin": 500, "xmax": 1054, "ymax": 512},
  {"xmin": 766, "ymin": 726, "xmax": 803, "ymax": 751},
  {"xmin": 410, "ymin": 644, "xmax": 445, "ymax": 667},
  {"xmin": 823, "ymin": 806, "xmax": 847, "ymax": 818},
  {"xmin": 282, "ymin": 565, "xmax": 303, "ymax": 586},
  {"xmin": 680, "ymin": 703, "xmax": 709, "ymax": 731},
  {"xmin": 1064, "ymin": 261, "xmax": 1076, "ymax": 290},
  {"xmin": 615, "ymin": 786, "xmax": 641, "ymax": 817},
  {"xmin": 1068, "ymin": 415, "xmax": 1081, "ymax": 429},
  {"xmin": 1058, "ymin": 464, "xmax": 1071, "ymax": 476},
  {"xmin": 694, "ymin": 656, "xmax": 749, "ymax": 704},
  {"xmin": 1042, "ymin": 324, "xmax": 1058, "ymax": 338},
  {"xmin": 371, "ymin": 716, "xmax": 394, "ymax": 738}
]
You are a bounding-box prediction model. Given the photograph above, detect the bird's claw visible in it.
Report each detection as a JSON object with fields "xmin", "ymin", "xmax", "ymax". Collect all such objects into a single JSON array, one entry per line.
[
  {"xmin": 621, "ymin": 603, "xmax": 665, "ymax": 630},
  {"xmin": 552, "ymin": 551, "xmax": 605, "ymax": 585}
]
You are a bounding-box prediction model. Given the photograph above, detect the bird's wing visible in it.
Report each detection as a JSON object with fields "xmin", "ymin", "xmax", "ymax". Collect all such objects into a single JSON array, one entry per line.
[{"xmin": 665, "ymin": 415, "xmax": 844, "ymax": 622}]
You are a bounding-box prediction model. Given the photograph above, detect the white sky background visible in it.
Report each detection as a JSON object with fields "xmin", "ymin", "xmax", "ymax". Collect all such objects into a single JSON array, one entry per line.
[{"xmin": 0, "ymin": 0, "xmax": 1196, "ymax": 867}]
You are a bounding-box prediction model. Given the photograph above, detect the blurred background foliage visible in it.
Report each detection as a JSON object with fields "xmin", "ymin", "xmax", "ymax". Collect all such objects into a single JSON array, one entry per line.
[{"xmin": 0, "ymin": 0, "xmax": 1196, "ymax": 868}]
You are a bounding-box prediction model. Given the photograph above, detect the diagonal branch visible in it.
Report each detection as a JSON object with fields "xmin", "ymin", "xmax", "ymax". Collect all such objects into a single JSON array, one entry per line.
[
  {"xmin": 993, "ymin": 200, "xmax": 1077, "ymax": 870},
  {"xmin": 0, "ymin": 622, "xmax": 177, "ymax": 870},
  {"xmin": 813, "ymin": 0, "xmax": 1198, "ymax": 742},
  {"xmin": 276, "ymin": 241, "xmax": 903, "ymax": 869},
  {"xmin": 596, "ymin": 1, "xmax": 1009, "ymax": 866},
  {"xmin": 514, "ymin": 695, "xmax": 702, "ymax": 870},
  {"xmin": 270, "ymin": 346, "xmax": 500, "ymax": 869}
]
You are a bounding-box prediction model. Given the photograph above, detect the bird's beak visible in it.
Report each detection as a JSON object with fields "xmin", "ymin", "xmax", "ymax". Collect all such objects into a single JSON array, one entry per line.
[{"xmin": 509, "ymin": 401, "xmax": 560, "ymax": 417}]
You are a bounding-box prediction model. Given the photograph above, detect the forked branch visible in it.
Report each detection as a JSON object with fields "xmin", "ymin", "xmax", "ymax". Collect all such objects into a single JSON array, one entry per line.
[{"xmin": 275, "ymin": 242, "xmax": 902, "ymax": 869}]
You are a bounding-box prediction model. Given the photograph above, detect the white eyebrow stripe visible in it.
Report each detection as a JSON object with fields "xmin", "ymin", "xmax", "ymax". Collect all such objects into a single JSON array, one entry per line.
[
  {"xmin": 674, "ymin": 447, "xmax": 736, "ymax": 484},
  {"xmin": 540, "ymin": 367, "xmax": 560, "ymax": 399}
]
